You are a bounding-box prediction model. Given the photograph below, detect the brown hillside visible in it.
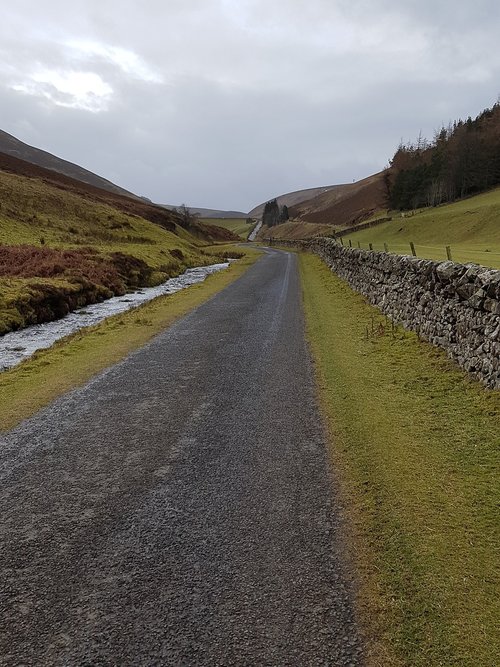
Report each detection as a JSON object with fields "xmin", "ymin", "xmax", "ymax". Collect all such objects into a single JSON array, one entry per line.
[
  {"xmin": 0, "ymin": 129, "xmax": 138, "ymax": 199},
  {"xmin": 290, "ymin": 171, "xmax": 388, "ymax": 227},
  {"xmin": 257, "ymin": 220, "xmax": 334, "ymax": 241},
  {"xmin": 248, "ymin": 184, "xmax": 346, "ymax": 219},
  {"xmin": 0, "ymin": 151, "xmax": 238, "ymax": 243}
]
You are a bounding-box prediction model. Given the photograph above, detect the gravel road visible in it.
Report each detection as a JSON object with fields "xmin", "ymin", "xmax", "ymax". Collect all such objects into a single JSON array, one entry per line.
[{"xmin": 0, "ymin": 248, "xmax": 363, "ymax": 666}]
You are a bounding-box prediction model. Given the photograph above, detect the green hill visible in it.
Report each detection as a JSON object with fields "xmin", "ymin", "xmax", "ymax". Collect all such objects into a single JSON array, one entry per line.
[
  {"xmin": 0, "ymin": 157, "xmax": 236, "ymax": 334},
  {"xmin": 343, "ymin": 187, "xmax": 500, "ymax": 268}
]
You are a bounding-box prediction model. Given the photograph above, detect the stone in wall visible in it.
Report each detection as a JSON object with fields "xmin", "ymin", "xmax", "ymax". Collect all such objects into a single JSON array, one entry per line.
[{"xmin": 281, "ymin": 238, "xmax": 500, "ymax": 389}]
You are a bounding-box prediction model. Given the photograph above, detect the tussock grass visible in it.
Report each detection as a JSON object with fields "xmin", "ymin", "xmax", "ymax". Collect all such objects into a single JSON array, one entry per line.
[
  {"xmin": 346, "ymin": 187, "xmax": 500, "ymax": 268},
  {"xmin": 0, "ymin": 248, "xmax": 260, "ymax": 433},
  {"xmin": 299, "ymin": 252, "xmax": 500, "ymax": 667},
  {"xmin": 0, "ymin": 171, "xmax": 237, "ymax": 333},
  {"xmin": 0, "ymin": 171, "xmax": 204, "ymax": 267}
]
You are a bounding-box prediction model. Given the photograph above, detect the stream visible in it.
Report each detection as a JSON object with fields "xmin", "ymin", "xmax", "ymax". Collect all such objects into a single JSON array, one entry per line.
[{"xmin": 0, "ymin": 262, "xmax": 229, "ymax": 372}]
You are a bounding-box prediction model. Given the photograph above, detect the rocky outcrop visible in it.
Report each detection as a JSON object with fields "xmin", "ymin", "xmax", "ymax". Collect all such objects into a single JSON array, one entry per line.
[{"xmin": 286, "ymin": 238, "xmax": 500, "ymax": 389}]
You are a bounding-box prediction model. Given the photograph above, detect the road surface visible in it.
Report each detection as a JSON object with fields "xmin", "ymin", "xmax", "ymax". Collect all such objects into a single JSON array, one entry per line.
[{"xmin": 0, "ymin": 248, "xmax": 363, "ymax": 666}]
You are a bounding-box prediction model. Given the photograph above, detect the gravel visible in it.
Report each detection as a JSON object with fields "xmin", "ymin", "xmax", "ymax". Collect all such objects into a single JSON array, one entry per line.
[{"xmin": 0, "ymin": 248, "xmax": 363, "ymax": 666}]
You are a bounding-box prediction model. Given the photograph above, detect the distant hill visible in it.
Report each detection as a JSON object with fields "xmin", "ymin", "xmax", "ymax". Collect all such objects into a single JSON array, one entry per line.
[
  {"xmin": 0, "ymin": 129, "xmax": 139, "ymax": 199},
  {"xmin": 248, "ymin": 184, "xmax": 345, "ymax": 219},
  {"xmin": 252, "ymin": 172, "xmax": 388, "ymax": 238},
  {"xmin": 289, "ymin": 172, "xmax": 388, "ymax": 227},
  {"xmin": 163, "ymin": 205, "xmax": 248, "ymax": 219}
]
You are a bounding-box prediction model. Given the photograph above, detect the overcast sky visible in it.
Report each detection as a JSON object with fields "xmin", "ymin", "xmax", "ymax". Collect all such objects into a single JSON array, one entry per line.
[{"xmin": 1, "ymin": 1, "xmax": 499, "ymax": 211}]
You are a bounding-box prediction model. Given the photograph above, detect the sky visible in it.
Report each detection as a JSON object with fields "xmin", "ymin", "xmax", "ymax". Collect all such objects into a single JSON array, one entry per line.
[{"xmin": 1, "ymin": 1, "xmax": 499, "ymax": 212}]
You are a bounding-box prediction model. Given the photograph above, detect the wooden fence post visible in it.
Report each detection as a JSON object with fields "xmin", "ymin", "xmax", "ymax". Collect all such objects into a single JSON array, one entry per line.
[
  {"xmin": 357, "ymin": 241, "xmax": 361, "ymax": 249},
  {"xmin": 446, "ymin": 245, "xmax": 452, "ymax": 261},
  {"xmin": 349, "ymin": 239, "xmax": 352, "ymax": 248},
  {"xmin": 369, "ymin": 243, "xmax": 373, "ymax": 251},
  {"xmin": 384, "ymin": 243, "xmax": 389, "ymax": 253},
  {"xmin": 340, "ymin": 237, "xmax": 344, "ymax": 246},
  {"xmin": 410, "ymin": 241, "xmax": 416, "ymax": 256}
]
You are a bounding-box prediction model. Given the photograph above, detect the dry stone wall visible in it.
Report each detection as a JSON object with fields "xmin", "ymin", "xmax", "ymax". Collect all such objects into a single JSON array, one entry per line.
[{"xmin": 287, "ymin": 237, "xmax": 500, "ymax": 389}]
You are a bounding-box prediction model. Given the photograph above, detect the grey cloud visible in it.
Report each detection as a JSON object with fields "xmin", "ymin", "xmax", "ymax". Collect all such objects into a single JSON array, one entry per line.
[{"xmin": 1, "ymin": 1, "xmax": 499, "ymax": 211}]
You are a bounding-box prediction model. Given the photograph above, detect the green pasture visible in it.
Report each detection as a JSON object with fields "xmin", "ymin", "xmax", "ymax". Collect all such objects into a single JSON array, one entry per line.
[
  {"xmin": 344, "ymin": 187, "xmax": 500, "ymax": 268},
  {"xmin": 200, "ymin": 217, "xmax": 254, "ymax": 240}
]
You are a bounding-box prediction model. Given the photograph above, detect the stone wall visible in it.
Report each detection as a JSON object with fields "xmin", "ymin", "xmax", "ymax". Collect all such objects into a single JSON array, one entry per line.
[{"xmin": 287, "ymin": 238, "xmax": 500, "ymax": 389}]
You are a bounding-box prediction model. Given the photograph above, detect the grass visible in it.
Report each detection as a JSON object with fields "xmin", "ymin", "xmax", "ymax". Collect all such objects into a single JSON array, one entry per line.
[
  {"xmin": 0, "ymin": 247, "xmax": 260, "ymax": 433},
  {"xmin": 299, "ymin": 252, "xmax": 500, "ymax": 667},
  {"xmin": 259, "ymin": 219, "xmax": 335, "ymax": 241},
  {"xmin": 0, "ymin": 170, "xmax": 208, "ymax": 268},
  {"xmin": 344, "ymin": 187, "xmax": 500, "ymax": 268},
  {"xmin": 200, "ymin": 217, "xmax": 254, "ymax": 240},
  {"xmin": 0, "ymin": 170, "xmax": 238, "ymax": 333}
]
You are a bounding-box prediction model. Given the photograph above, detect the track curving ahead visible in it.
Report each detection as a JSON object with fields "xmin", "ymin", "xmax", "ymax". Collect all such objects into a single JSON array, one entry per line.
[{"xmin": 0, "ymin": 248, "xmax": 363, "ymax": 666}]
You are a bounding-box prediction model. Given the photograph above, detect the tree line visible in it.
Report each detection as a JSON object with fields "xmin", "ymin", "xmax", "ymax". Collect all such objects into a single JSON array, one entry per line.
[
  {"xmin": 388, "ymin": 102, "xmax": 500, "ymax": 210},
  {"xmin": 262, "ymin": 199, "xmax": 289, "ymax": 227}
]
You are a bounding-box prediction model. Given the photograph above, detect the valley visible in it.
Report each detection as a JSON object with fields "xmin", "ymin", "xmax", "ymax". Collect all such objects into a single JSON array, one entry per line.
[{"xmin": 1, "ymin": 98, "xmax": 499, "ymax": 667}]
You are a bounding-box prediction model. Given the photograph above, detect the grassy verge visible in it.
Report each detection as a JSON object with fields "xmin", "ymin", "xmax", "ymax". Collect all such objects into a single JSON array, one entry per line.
[
  {"xmin": 299, "ymin": 252, "xmax": 499, "ymax": 667},
  {"xmin": 0, "ymin": 248, "xmax": 260, "ymax": 433}
]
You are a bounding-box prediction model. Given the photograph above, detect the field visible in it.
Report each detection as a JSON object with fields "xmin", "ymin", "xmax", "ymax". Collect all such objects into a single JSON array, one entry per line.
[
  {"xmin": 200, "ymin": 217, "xmax": 254, "ymax": 239},
  {"xmin": 343, "ymin": 187, "xmax": 500, "ymax": 268},
  {"xmin": 257, "ymin": 219, "xmax": 335, "ymax": 240},
  {"xmin": 300, "ymin": 252, "xmax": 500, "ymax": 666}
]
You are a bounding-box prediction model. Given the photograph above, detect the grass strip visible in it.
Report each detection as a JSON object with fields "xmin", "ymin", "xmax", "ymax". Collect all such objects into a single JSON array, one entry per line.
[
  {"xmin": 0, "ymin": 248, "xmax": 260, "ymax": 433},
  {"xmin": 299, "ymin": 252, "xmax": 499, "ymax": 667}
]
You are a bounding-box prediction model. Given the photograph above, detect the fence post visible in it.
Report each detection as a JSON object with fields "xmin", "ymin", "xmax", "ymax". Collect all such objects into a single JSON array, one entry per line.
[
  {"xmin": 369, "ymin": 243, "xmax": 373, "ymax": 251},
  {"xmin": 349, "ymin": 239, "xmax": 352, "ymax": 248},
  {"xmin": 357, "ymin": 241, "xmax": 361, "ymax": 249},
  {"xmin": 446, "ymin": 245, "xmax": 452, "ymax": 261},
  {"xmin": 410, "ymin": 241, "xmax": 416, "ymax": 257},
  {"xmin": 340, "ymin": 237, "xmax": 344, "ymax": 246},
  {"xmin": 384, "ymin": 243, "xmax": 389, "ymax": 253}
]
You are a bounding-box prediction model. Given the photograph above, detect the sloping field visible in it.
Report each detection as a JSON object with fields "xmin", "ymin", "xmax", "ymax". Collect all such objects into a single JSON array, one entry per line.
[
  {"xmin": 257, "ymin": 220, "xmax": 335, "ymax": 241},
  {"xmin": 248, "ymin": 184, "xmax": 346, "ymax": 219},
  {"xmin": 345, "ymin": 187, "xmax": 500, "ymax": 268},
  {"xmin": 200, "ymin": 217, "xmax": 254, "ymax": 239},
  {"xmin": 290, "ymin": 171, "xmax": 388, "ymax": 227}
]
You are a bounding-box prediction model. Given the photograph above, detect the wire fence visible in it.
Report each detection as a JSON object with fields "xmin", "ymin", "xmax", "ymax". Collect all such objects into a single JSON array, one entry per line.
[{"xmin": 338, "ymin": 237, "xmax": 500, "ymax": 268}]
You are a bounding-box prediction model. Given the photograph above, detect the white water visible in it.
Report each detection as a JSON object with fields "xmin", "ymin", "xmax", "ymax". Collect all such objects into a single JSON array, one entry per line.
[{"xmin": 0, "ymin": 262, "xmax": 229, "ymax": 372}]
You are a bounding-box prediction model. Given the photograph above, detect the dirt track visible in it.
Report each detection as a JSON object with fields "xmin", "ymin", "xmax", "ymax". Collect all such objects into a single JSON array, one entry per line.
[{"xmin": 0, "ymin": 248, "xmax": 363, "ymax": 665}]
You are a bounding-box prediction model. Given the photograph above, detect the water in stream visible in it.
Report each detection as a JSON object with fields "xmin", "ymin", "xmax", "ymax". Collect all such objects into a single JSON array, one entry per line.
[{"xmin": 0, "ymin": 262, "xmax": 229, "ymax": 372}]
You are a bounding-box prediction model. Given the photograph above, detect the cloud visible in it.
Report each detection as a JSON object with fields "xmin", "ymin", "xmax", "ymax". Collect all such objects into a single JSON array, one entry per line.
[
  {"xmin": 12, "ymin": 70, "xmax": 113, "ymax": 112},
  {"xmin": 0, "ymin": 1, "xmax": 499, "ymax": 210}
]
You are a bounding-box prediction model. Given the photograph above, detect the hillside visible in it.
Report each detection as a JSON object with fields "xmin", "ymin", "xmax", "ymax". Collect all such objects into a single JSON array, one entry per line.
[
  {"xmin": 289, "ymin": 171, "xmax": 388, "ymax": 226},
  {"xmin": 0, "ymin": 153, "xmax": 238, "ymax": 335},
  {"xmin": 248, "ymin": 184, "xmax": 346, "ymax": 219},
  {"xmin": 342, "ymin": 186, "xmax": 500, "ymax": 268},
  {"xmin": 0, "ymin": 129, "xmax": 139, "ymax": 199},
  {"xmin": 200, "ymin": 217, "xmax": 255, "ymax": 239},
  {"xmin": 257, "ymin": 220, "xmax": 334, "ymax": 241},
  {"xmin": 388, "ymin": 102, "xmax": 500, "ymax": 210}
]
